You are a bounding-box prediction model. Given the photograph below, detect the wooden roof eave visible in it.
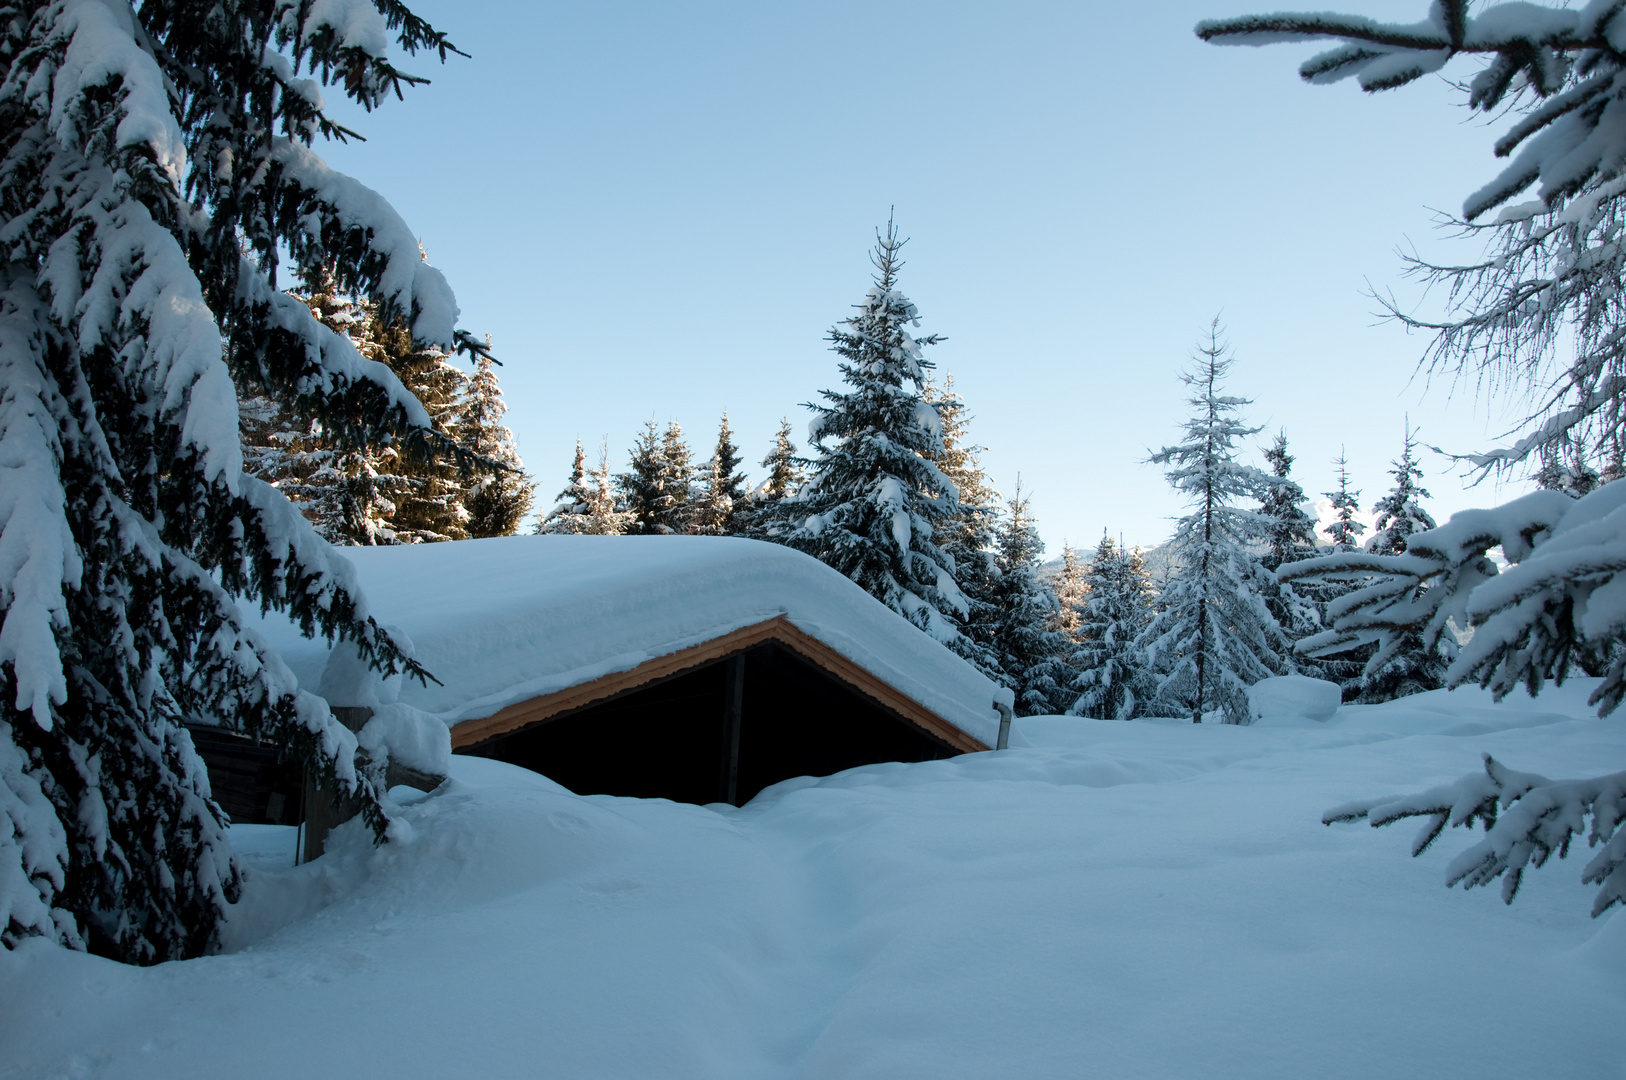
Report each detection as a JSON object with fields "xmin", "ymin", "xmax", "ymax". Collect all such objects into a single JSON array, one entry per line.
[{"xmin": 448, "ymin": 614, "xmax": 990, "ymax": 755}]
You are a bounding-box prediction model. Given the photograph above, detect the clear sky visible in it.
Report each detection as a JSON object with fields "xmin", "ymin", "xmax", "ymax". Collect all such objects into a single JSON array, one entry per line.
[{"xmin": 318, "ymin": 0, "xmax": 1539, "ymax": 554}]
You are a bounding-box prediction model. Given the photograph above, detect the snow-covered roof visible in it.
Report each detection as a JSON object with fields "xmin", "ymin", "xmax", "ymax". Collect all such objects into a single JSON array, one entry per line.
[{"xmin": 250, "ymin": 535, "xmax": 1006, "ymax": 748}]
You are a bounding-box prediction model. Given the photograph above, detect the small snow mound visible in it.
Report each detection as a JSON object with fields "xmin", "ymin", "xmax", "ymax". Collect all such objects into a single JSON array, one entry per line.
[
  {"xmin": 1248, "ymin": 676, "xmax": 1341, "ymax": 723},
  {"xmin": 359, "ymin": 702, "xmax": 451, "ymax": 776}
]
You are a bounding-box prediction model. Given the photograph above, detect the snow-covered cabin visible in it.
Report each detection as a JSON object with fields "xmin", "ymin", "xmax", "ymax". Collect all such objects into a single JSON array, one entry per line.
[{"xmin": 253, "ymin": 536, "xmax": 1007, "ymax": 807}]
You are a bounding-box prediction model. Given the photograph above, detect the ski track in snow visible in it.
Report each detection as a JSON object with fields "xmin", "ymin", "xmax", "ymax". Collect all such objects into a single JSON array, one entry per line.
[{"xmin": 3, "ymin": 684, "xmax": 1625, "ymax": 1079}]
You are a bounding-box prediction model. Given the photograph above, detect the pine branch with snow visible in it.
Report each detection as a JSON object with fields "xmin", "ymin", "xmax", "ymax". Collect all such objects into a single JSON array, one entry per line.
[
  {"xmin": 1279, "ymin": 477, "xmax": 1626, "ymax": 716},
  {"xmin": 1325, "ymin": 754, "xmax": 1626, "ymax": 917}
]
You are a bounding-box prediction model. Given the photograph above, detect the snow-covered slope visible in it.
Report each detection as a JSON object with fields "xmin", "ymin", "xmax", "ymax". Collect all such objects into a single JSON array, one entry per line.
[
  {"xmin": 248, "ymin": 535, "xmax": 1007, "ymax": 747},
  {"xmin": 5, "ymin": 684, "xmax": 1623, "ymax": 1078}
]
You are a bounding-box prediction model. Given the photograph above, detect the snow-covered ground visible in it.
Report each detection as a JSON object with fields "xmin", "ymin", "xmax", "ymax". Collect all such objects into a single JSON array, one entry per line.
[{"xmin": 4, "ymin": 685, "xmax": 1624, "ymax": 1079}]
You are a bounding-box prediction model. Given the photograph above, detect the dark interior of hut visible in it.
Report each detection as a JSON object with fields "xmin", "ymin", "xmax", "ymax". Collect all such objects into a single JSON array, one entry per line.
[{"xmin": 457, "ymin": 641, "xmax": 960, "ymax": 806}]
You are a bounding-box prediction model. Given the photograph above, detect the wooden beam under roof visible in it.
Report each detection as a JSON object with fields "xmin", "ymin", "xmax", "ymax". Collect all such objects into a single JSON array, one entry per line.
[{"xmin": 448, "ymin": 615, "xmax": 990, "ymax": 755}]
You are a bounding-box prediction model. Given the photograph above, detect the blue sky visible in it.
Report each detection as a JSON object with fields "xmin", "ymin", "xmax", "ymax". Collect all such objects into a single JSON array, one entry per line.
[{"xmin": 320, "ymin": 0, "xmax": 1534, "ymax": 552}]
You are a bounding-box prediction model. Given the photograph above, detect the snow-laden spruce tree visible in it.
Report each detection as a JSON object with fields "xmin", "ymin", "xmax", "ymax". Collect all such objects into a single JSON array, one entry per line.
[
  {"xmin": 1328, "ymin": 425, "xmax": 1455, "ymax": 703},
  {"xmin": 1138, "ymin": 324, "xmax": 1292, "ymax": 723},
  {"xmin": 1259, "ymin": 434, "xmax": 1319, "ymax": 572},
  {"xmin": 739, "ymin": 417, "xmax": 805, "ymax": 535},
  {"xmin": 759, "ymin": 418, "xmax": 805, "ymax": 502},
  {"xmin": 1323, "ymin": 450, "xmax": 1365, "ymax": 553},
  {"xmin": 765, "ymin": 220, "xmax": 971, "ymax": 647},
  {"xmin": 542, "ymin": 441, "xmax": 632, "ymax": 536},
  {"xmin": 241, "ymin": 273, "xmax": 413, "ymax": 544},
  {"xmin": 1069, "ymin": 532, "xmax": 1154, "ymax": 721},
  {"xmin": 378, "ymin": 332, "xmax": 470, "ymax": 543},
  {"xmin": 538, "ymin": 440, "xmax": 592, "ymax": 533},
  {"xmin": 461, "ymin": 350, "xmax": 534, "ymax": 538},
  {"xmin": 657, "ymin": 421, "xmax": 695, "ymax": 533},
  {"xmin": 1256, "ymin": 432, "xmax": 1323, "ymax": 645},
  {"xmin": 1367, "ymin": 423, "xmax": 1436, "ymax": 557},
  {"xmin": 618, "ymin": 420, "xmax": 692, "ymax": 535},
  {"xmin": 1050, "ymin": 541, "xmax": 1087, "ymax": 641},
  {"xmin": 922, "ymin": 373, "xmax": 1004, "ymax": 684},
  {"xmin": 618, "ymin": 420, "xmax": 665, "ymax": 535},
  {"xmin": 691, "ymin": 413, "xmax": 748, "ymax": 536},
  {"xmin": 925, "ymin": 373, "xmax": 999, "ymax": 597},
  {"xmin": 0, "ymin": 0, "xmax": 474, "ymax": 962},
  {"xmin": 988, "ymin": 483, "xmax": 1073, "ymax": 715}
]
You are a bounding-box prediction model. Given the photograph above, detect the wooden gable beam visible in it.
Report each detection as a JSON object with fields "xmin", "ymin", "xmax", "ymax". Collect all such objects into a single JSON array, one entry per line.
[{"xmin": 448, "ymin": 615, "xmax": 990, "ymax": 755}]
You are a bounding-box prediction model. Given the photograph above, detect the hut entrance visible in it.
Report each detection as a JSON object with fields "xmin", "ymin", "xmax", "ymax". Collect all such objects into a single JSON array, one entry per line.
[{"xmin": 455, "ymin": 639, "xmax": 963, "ymax": 806}]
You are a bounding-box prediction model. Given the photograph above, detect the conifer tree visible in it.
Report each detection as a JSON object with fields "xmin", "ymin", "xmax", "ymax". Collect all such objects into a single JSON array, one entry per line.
[
  {"xmin": 1303, "ymin": 450, "xmax": 1372, "ymax": 697},
  {"xmin": 462, "ymin": 350, "xmax": 535, "ymax": 538},
  {"xmin": 241, "ymin": 273, "xmax": 411, "ymax": 545},
  {"xmin": 573, "ymin": 442, "xmax": 635, "ymax": 536},
  {"xmin": 1258, "ymin": 433, "xmax": 1319, "ymax": 572},
  {"xmin": 1256, "ymin": 432, "xmax": 1322, "ymax": 648},
  {"xmin": 924, "ymin": 373, "xmax": 1003, "ymax": 676},
  {"xmin": 989, "ymin": 483, "xmax": 1073, "ymax": 715},
  {"xmin": 692, "ymin": 414, "xmax": 749, "ymax": 536},
  {"xmin": 1351, "ymin": 425, "xmax": 1451, "ymax": 702},
  {"xmin": 0, "ymin": 0, "xmax": 467, "ymax": 962},
  {"xmin": 656, "ymin": 422, "xmax": 695, "ymax": 534},
  {"xmin": 1534, "ymin": 445, "xmax": 1601, "ymax": 499},
  {"xmin": 376, "ymin": 315, "xmax": 471, "ymax": 543},
  {"xmin": 1050, "ymin": 542, "xmax": 1088, "ymax": 642},
  {"xmin": 764, "ymin": 219, "xmax": 970, "ymax": 646},
  {"xmin": 1323, "ymin": 450, "xmax": 1365, "ymax": 552},
  {"xmin": 1367, "ymin": 423, "xmax": 1436, "ymax": 557},
  {"xmin": 1137, "ymin": 324, "xmax": 1292, "ymax": 723},
  {"xmin": 618, "ymin": 420, "xmax": 665, "ymax": 536},
  {"xmin": 1070, "ymin": 533, "xmax": 1154, "ymax": 720},
  {"xmin": 760, "ymin": 418, "xmax": 804, "ymax": 501},
  {"xmin": 538, "ymin": 440, "xmax": 593, "ymax": 534},
  {"xmin": 740, "ymin": 418, "xmax": 806, "ymax": 534}
]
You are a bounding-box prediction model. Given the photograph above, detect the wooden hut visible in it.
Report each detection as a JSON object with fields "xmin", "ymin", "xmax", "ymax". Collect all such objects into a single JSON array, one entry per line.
[{"xmin": 246, "ymin": 535, "xmax": 1008, "ymax": 811}]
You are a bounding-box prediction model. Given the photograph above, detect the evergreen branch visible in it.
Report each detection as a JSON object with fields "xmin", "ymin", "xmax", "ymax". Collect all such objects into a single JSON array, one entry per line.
[{"xmin": 1328, "ymin": 755, "xmax": 1626, "ymax": 914}]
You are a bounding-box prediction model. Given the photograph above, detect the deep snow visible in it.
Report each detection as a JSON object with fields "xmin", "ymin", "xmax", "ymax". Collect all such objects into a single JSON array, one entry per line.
[{"xmin": 3, "ymin": 683, "xmax": 1624, "ymax": 1079}]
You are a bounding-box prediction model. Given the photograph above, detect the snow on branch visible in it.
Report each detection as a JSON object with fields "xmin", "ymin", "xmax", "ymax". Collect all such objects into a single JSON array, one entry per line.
[
  {"xmin": 245, "ymin": 276, "xmax": 433, "ymax": 430},
  {"xmin": 1197, "ymin": 2, "xmax": 1626, "ymax": 216},
  {"xmin": 47, "ymin": 0, "xmax": 190, "ymax": 185},
  {"xmin": 0, "ymin": 281, "xmax": 76, "ymax": 733},
  {"xmin": 1282, "ymin": 482, "xmax": 1626, "ymax": 715},
  {"xmin": 1326, "ymin": 754, "xmax": 1626, "ymax": 915},
  {"xmin": 270, "ymin": 138, "xmax": 460, "ymax": 349}
]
